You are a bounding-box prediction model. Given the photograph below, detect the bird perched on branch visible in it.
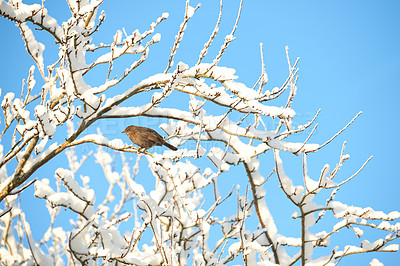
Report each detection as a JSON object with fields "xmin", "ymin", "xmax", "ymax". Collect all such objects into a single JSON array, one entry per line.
[{"xmin": 122, "ymin": 125, "xmax": 178, "ymax": 152}]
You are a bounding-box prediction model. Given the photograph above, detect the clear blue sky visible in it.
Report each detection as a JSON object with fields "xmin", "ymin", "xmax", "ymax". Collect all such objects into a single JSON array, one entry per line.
[{"xmin": 1, "ymin": 0, "xmax": 399, "ymax": 264}]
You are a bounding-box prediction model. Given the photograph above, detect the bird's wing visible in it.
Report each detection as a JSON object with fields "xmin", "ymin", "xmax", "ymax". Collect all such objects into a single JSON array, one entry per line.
[
  {"xmin": 147, "ymin": 133, "xmax": 163, "ymax": 143},
  {"xmin": 141, "ymin": 128, "xmax": 162, "ymax": 142}
]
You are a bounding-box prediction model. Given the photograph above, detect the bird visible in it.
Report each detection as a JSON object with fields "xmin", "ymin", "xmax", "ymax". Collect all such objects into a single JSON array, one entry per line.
[{"xmin": 122, "ymin": 125, "xmax": 178, "ymax": 152}]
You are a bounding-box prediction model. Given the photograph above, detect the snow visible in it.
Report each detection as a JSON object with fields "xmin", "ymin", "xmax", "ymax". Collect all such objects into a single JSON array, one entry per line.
[
  {"xmin": 315, "ymin": 231, "xmax": 330, "ymax": 246},
  {"xmin": 177, "ymin": 61, "xmax": 189, "ymax": 72},
  {"xmin": 342, "ymin": 154, "xmax": 350, "ymax": 160},
  {"xmin": 120, "ymin": 250, "xmax": 161, "ymax": 265},
  {"xmin": 69, "ymin": 224, "xmax": 92, "ymax": 255},
  {"xmin": 152, "ymin": 33, "xmax": 161, "ymax": 43},
  {"xmin": 186, "ymin": 5, "xmax": 196, "ymax": 18},
  {"xmin": 12, "ymin": 98, "xmax": 30, "ymax": 122},
  {"xmin": 318, "ymin": 165, "xmax": 337, "ymax": 188},
  {"xmin": 370, "ymin": 258, "xmax": 383, "ymax": 266},
  {"xmin": 274, "ymin": 150, "xmax": 304, "ymax": 204},
  {"xmin": 388, "ymin": 211, "xmax": 400, "ymax": 220},
  {"xmin": 92, "ymin": 79, "xmax": 118, "ymax": 94},
  {"xmin": 80, "ymin": 90, "xmax": 100, "ymax": 109},
  {"xmin": 228, "ymin": 241, "xmax": 241, "ymax": 255},
  {"xmin": 0, "ymin": 1, "xmax": 63, "ymax": 38},
  {"xmin": 1, "ymin": 1, "xmax": 398, "ymax": 264},
  {"xmin": 0, "ymin": 145, "xmax": 7, "ymax": 181},
  {"xmin": 74, "ymin": 134, "xmax": 124, "ymax": 150},
  {"xmin": 35, "ymin": 136, "xmax": 48, "ymax": 154},
  {"xmin": 16, "ymin": 120, "xmax": 37, "ymax": 140},
  {"xmin": 276, "ymin": 235, "xmax": 301, "ymax": 246},
  {"xmin": 55, "ymin": 168, "xmax": 95, "ymax": 204},
  {"xmin": 20, "ymin": 213, "xmax": 54, "ymax": 265},
  {"xmin": 353, "ymin": 227, "xmax": 364, "ymax": 238},
  {"xmin": 377, "ymin": 221, "xmax": 391, "ymax": 230},
  {"xmin": 96, "ymin": 225, "xmax": 127, "ymax": 257},
  {"xmin": 330, "ymin": 201, "xmax": 400, "ymax": 221},
  {"xmin": 151, "ymin": 91, "xmax": 164, "ymax": 103},
  {"xmin": 103, "ymin": 73, "xmax": 171, "ymax": 107},
  {"xmin": 361, "ymin": 239, "xmax": 383, "ymax": 250},
  {"xmin": 207, "ymin": 148, "xmax": 231, "ymax": 172},
  {"xmin": 126, "ymin": 175, "xmax": 146, "ymax": 198},
  {"xmin": 1, "ymin": 92, "xmax": 14, "ymax": 108},
  {"xmin": 224, "ymin": 34, "xmax": 235, "ymax": 42},
  {"xmin": 35, "ymin": 179, "xmax": 95, "ymax": 218},
  {"xmin": 19, "ymin": 23, "xmax": 45, "ymax": 70},
  {"xmin": 35, "ymin": 105, "xmax": 56, "ymax": 138},
  {"xmin": 186, "ymin": 63, "xmax": 237, "ymax": 80},
  {"xmin": 189, "ymin": 97, "xmax": 206, "ymax": 117},
  {"xmin": 380, "ymin": 244, "xmax": 399, "ymax": 252}
]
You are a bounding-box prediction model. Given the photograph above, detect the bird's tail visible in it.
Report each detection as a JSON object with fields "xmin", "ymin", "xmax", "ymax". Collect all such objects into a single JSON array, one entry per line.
[{"xmin": 163, "ymin": 141, "xmax": 178, "ymax": 151}]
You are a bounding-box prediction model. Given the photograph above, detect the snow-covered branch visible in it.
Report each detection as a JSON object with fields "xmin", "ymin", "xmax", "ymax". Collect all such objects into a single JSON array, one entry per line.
[{"xmin": 0, "ymin": 0, "xmax": 398, "ymax": 265}]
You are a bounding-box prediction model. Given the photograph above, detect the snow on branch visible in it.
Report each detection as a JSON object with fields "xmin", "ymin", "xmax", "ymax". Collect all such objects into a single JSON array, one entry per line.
[
  {"xmin": 0, "ymin": 0, "xmax": 167, "ymax": 201},
  {"xmin": 273, "ymin": 148, "xmax": 400, "ymax": 265},
  {"xmin": 0, "ymin": 0, "xmax": 398, "ymax": 265}
]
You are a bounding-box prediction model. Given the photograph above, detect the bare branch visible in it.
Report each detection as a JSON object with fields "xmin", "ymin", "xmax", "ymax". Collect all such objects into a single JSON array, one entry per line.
[{"xmin": 307, "ymin": 111, "xmax": 362, "ymax": 153}]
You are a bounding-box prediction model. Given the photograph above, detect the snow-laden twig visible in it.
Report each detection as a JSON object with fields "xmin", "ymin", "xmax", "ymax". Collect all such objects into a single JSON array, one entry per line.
[
  {"xmin": 204, "ymin": 0, "xmax": 243, "ymax": 75},
  {"xmin": 164, "ymin": 1, "xmax": 200, "ymax": 73},
  {"xmin": 196, "ymin": 0, "xmax": 223, "ymax": 65},
  {"xmin": 1, "ymin": 1, "xmax": 398, "ymax": 265},
  {"xmin": 256, "ymin": 43, "xmax": 268, "ymax": 95}
]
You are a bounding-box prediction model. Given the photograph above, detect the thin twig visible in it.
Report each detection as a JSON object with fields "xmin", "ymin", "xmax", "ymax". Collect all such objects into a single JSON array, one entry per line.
[
  {"xmin": 164, "ymin": 1, "xmax": 200, "ymax": 73},
  {"xmin": 0, "ymin": 207, "xmax": 12, "ymax": 218},
  {"xmin": 328, "ymin": 156, "xmax": 373, "ymax": 189},
  {"xmin": 294, "ymin": 123, "xmax": 318, "ymax": 155},
  {"xmin": 306, "ymin": 111, "xmax": 362, "ymax": 153},
  {"xmin": 197, "ymin": 0, "xmax": 223, "ymax": 65},
  {"xmin": 8, "ymin": 178, "xmax": 37, "ymax": 196},
  {"xmin": 204, "ymin": 0, "xmax": 243, "ymax": 74}
]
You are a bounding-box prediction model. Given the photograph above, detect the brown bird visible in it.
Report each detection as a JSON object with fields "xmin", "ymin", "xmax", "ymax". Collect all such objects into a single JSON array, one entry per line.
[{"xmin": 122, "ymin": 125, "xmax": 178, "ymax": 151}]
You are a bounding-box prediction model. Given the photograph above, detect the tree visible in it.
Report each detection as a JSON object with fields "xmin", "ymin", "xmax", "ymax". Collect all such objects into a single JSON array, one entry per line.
[{"xmin": 0, "ymin": 0, "xmax": 399, "ymax": 265}]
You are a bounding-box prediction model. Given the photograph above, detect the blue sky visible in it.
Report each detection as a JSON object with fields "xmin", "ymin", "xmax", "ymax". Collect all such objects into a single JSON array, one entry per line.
[{"xmin": 1, "ymin": 0, "xmax": 399, "ymax": 264}]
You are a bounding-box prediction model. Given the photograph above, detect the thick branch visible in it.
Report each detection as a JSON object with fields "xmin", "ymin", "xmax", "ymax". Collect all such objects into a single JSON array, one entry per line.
[{"xmin": 0, "ymin": 136, "xmax": 39, "ymax": 201}]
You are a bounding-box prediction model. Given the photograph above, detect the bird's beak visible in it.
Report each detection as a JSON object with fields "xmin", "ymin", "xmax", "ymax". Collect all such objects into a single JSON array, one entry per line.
[{"xmin": 121, "ymin": 130, "xmax": 125, "ymax": 133}]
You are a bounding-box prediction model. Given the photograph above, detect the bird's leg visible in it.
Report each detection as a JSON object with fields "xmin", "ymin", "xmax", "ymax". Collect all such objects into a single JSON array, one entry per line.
[{"xmin": 138, "ymin": 147, "xmax": 147, "ymax": 153}]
